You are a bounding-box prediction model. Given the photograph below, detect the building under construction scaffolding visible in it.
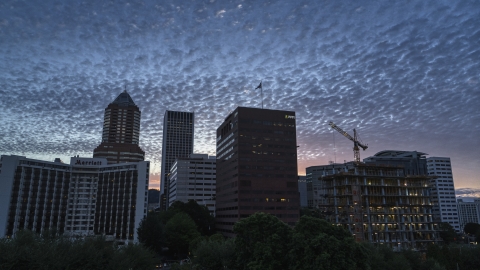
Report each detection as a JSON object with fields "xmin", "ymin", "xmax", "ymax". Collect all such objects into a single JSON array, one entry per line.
[{"xmin": 319, "ymin": 162, "xmax": 440, "ymax": 250}]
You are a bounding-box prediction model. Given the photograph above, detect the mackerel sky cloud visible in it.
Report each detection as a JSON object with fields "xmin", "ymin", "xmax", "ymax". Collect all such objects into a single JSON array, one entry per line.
[{"xmin": 0, "ymin": 0, "xmax": 479, "ymax": 195}]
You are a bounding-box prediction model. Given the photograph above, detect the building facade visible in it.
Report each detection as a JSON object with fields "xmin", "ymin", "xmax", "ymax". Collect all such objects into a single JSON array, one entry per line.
[
  {"xmin": 215, "ymin": 107, "xmax": 300, "ymax": 237},
  {"xmin": 457, "ymin": 199, "xmax": 480, "ymax": 232},
  {"xmin": 93, "ymin": 90, "xmax": 145, "ymax": 164},
  {"xmin": 0, "ymin": 155, "xmax": 149, "ymax": 243},
  {"xmin": 305, "ymin": 163, "xmax": 344, "ymax": 209},
  {"xmin": 319, "ymin": 163, "xmax": 440, "ymax": 250},
  {"xmin": 298, "ymin": 176, "xmax": 308, "ymax": 208},
  {"xmin": 363, "ymin": 150, "xmax": 429, "ymax": 176},
  {"xmin": 426, "ymin": 157, "xmax": 460, "ymax": 232},
  {"xmin": 160, "ymin": 110, "xmax": 194, "ymax": 210},
  {"xmin": 168, "ymin": 154, "xmax": 216, "ymax": 215}
]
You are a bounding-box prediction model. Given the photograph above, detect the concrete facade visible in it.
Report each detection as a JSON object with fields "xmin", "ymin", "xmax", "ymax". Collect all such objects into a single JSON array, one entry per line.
[
  {"xmin": 319, "ymin": 162, "xmax": 440, "ymax": 250},
  {"xmin": 0, "ymin": 155, "xmax": 148, "ymax": 243},
  {"xmin": 168, "ymin": 154, "xmax": 216, "ymax": 215},
  {"xmin": 426, "ymin": 157, "xmax": 460, "ymax": 232}
]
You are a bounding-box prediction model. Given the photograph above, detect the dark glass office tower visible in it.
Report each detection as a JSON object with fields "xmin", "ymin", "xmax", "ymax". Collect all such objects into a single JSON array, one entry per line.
[
  {"xmin": 215, "ymin": 107, "xmax": 300, "ymax": 237},
  {"xmin": 93, "ymin": 90, "xmax": 145, "ymax": 164},
  {"xmin": 160, "ymin": 110, "xmax": 194, "ymax": 210}
]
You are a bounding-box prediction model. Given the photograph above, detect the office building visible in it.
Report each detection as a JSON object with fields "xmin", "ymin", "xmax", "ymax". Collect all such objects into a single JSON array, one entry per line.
[
  {"xmin": 160, "ymin": 110, "xmax": 194, "ymax": 210},
  {"xmin": 426, "ymin": 157, "xmax": 460, "ymax": 232},
  {"xmin": 215, "ymin": 107, "xmax": 300, "ymax": 237},
  {"xmin": 0, "ymin": 155, "xmax": 149, "ymax": 243},
  {"xmin": 319, "ymin": 162, "xmax": 440, "ymax": 250},
  {"xmin": 93, "ymin": 90, "xmax": 145, "ymax": 164},
  {"xmin": 168, "ymin": 154, "xmax": 216, "ymax": 215},
  {"xmin": 298, "ymin": 176, "xmax": 308, "ymax": 208},
  {"xmin": 457, "ymin": 199, "xmax": 480, "ymax": 232}
]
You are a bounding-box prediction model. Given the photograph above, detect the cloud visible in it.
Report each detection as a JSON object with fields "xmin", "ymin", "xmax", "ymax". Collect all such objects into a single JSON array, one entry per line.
[
  {"xmin": 456, "ymin": 188, "xmax": 480, "ymax": 198},
  {"xmin": 0, "ymin": 0, "xmax": 479, "ymax": 190}
]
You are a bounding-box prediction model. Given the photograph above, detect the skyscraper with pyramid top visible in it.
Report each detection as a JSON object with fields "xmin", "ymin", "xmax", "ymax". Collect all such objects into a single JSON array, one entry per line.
[{"xmin": 93, "ymin": 90, "xmax": 145, "ymax": 163}]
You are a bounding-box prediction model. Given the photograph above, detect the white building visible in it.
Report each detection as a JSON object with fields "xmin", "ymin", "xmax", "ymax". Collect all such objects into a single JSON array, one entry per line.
[
  {"xmin": 457, "ymin": 199, "xmax": 480, "ymax": 232},
  {"xmin": 0, "ymin": 155, "xmax": 149, "ymax": 243},
  {"xmin": 426, "ymin": 157, "xmax": 460, "ymax": 232},
  {"xmin": 168, "ymin": 154, "xmax": 216, "ymax": 215}
]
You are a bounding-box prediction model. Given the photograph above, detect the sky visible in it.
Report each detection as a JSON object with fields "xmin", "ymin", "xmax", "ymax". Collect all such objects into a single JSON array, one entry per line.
[{"xmin": 0, "ymin": 0, "xmax": 479, "ymax": 198}]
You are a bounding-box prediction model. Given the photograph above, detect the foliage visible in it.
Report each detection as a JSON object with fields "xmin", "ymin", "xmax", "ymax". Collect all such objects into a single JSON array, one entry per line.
[
  {"xmin": 0, "ymin": 229, "xmax": 155, "ymax": 270},
  {"xmin": 161, "ymin": 200, "xmax": 215, "ymax": 236},
  {"xmin": 233, "ymin": 212, "xmax": 292, "ymax": 270},
  {"xmin": 463, "ymin": 223, "xmax": 480, "ymax": 236},
  {"xmin": 192, "ymin": 234, "xmax": 235, "ymax": 270},
  {"xmin": 137, "ymin": 212, "xmax": 165, "ymax": 253},
  {"xmin": 289, "ymin": 216, "xmax": 368, "ymax": 270},
  {"xmin": 165, "ymin": 212, "xmax": 201, "ymax": 257},
  {"xmin": 464, "ymin": 223, "xmax": 480, "ymax": 243},
  {"xmin": 427, "ymin": 244, "xmax": 480, "ymax": 270},
  {"xmin": 438, "ymin": 223, "xmax": 457, "ymax": 245}
]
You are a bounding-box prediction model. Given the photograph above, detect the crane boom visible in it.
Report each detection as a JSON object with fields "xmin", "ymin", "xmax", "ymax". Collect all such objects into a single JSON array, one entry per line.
[
  {"xmin": 328, "ymin": 121, "xmax": 368, "ymax": 163},
  {"xmin": 329, "ymin": 122, "xmax": 355, "ymax": 142}
]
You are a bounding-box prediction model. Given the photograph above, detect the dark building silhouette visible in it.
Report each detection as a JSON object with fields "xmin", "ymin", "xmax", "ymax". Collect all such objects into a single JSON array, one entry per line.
[
  {"xmin": 215, "ymin": 107, "xmax": 300, "ymax": 237},
  {"xmin": 159, "ymin": 110, "xmax": 194, "ymax": 211},
  {"xmin": 93, "ymin": 90, "xmax": 145, "ymax": 164}
]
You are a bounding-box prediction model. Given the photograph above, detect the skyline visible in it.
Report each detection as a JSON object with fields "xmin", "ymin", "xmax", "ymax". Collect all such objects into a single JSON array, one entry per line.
[{"xmin": 0, "ymin": 0, "xmax": 479, "ymax": 197}]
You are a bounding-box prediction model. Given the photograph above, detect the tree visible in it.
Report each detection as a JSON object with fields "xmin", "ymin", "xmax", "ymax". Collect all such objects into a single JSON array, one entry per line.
[
  {"xmin": 165, "ymin": 212, "xmax": 201, "ymax": 257},
  {"xmin": 192, "ymin": 235, "xmax": 235, "ymax": 270},
  {"xmin": 463, "ymin": 223, "xmax": 480, "ymax": 235},
  {"xmin": 233, "ymin": 212, "xmax": 292, "ymax": 270},
  {"xmin": 438, "ymin": 222, "xmax": 457, "ymax": 245},
  {"xmin": 161, "ymin": 200, "xmax": 215, "ymax": 236},
  {"xmin": 0, "ymin": 230, "xmax": 155, "ymax": 270},
  {"xmin": 289, "ymin": 216, "xmax": 369, "ymax": 270},
  {"xmin": 137, "ymin": 212, "xmax": 165, "ymax": 254}
]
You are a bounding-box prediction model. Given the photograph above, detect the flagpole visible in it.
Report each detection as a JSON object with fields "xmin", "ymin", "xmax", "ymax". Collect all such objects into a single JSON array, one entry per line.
[
  {"xmin": 261, "ymin": 84, "xmax": 264, "ymax": 109},
  {"xmin": 255, "ymin": 81, "xmax": 263, "ymax": 109}
]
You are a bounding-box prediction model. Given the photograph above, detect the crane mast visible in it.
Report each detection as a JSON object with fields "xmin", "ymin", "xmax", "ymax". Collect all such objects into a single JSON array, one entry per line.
[{"xmin": 329, "ymin": 121, "xmax": 368, "ymax": 163}]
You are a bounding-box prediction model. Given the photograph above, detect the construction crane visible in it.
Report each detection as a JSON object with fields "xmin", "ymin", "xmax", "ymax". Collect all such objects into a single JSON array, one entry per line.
[{"xmin": 328, "ymin": 121, "xmax": 368, "ymax": 163}]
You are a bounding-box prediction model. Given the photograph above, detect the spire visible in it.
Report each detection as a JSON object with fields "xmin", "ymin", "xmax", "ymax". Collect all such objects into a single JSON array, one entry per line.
[{"xmin": 111, "ymin": 90, "xmax": 136, "ymax": 107}]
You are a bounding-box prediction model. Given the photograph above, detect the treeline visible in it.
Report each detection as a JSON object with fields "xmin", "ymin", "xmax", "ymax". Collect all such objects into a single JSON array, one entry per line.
[
  {"xmin": 139, "ymin": 201, "xmax": 480, "ymax": 270},
  {"xmin": 2, "ymin": 200, "xmax": 479, "ymax": 270},
  {"xmin": 0, "ymin": 230, "xmax": 155, "ymax": 270}
]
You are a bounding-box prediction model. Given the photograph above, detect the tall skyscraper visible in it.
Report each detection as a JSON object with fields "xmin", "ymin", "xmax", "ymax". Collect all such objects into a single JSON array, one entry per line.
[
  {"xmin": 160, "ymin": 110, "xmax": 194, "ymax": 210},
  {"xmin": 93, "ymin": 90, "xmax": 145, "ymax": 164},
  {"xmin": 215, "ymin": 107, "xmax": 300, "ymax": 237},
  {"xmin": 426, "ymin": 157, "xmax": 460, "ymax": 232}
]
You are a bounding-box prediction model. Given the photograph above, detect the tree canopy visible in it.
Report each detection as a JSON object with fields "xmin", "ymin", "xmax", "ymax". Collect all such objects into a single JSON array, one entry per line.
[
  {"xmin": 0, "ymin": 230, "xmax": 155, "ymax": 270},
  {"xmin": 165, "ymin": 212, "xmax": 201, "ymax": 257}
]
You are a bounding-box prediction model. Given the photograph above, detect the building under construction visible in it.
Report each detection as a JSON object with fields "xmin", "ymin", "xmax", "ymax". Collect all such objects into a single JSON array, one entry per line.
[{"xmin": 319, "ymin": 162, "xmax": 440, "ymax": 250}]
